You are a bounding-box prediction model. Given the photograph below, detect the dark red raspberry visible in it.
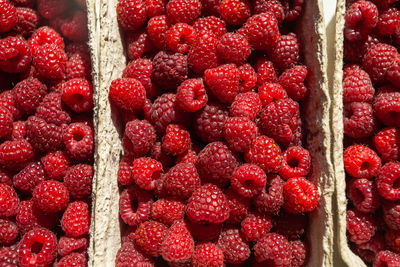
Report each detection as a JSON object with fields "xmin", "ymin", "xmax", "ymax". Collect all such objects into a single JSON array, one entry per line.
[
  {"xmin": 374, "ymin": 87, "xmax": 400, "ymax": 127},
  {"xmin": 254, "ymin": 233, "xmax": 291, "ymax": 265},
  {"xmin": 237, "ymin": 12, "xmax": 280, "ymax": 50},
  {"xmin": 124, "ymin": 119, "xmax": 156, "ymax": 157},
  {"xmin": 0, "ymin": 36, "xmax": 31, "ymax": 74},
  {"xmin": 152, "ymin": 51, "xmax": 188, "ymax": 90},
  {"xmin": 0, "ymin": 106, "xmax": 12, "ymax": 139},
  {"xmin": 245, "ymin": 135, "xmax": 282, "ymax": 173},
  {"xmin": 346, "ymin": 209, "xmax": 377, "ymax": 244},
  {"xmin": 166, "ymin": 0, "xmax": 201, "ymax": 24},
  {"xmin": 278, "ymin": 65, "xmax": 308, "ymax": 101},
  {"xmin": 197, "ymin": 142, "xmax": 238, "ymax": 186},
  {"xmin": 257, "ymin": 59, "xmax": 278, "ymax": 86},
  {"xmin": 193, "ymin": 16, "xmax": 226, "ymax": 38},
  {"xmin": 166, "ymin": 23, "xmax": 196, "ymax": 54},
  {"xmin": 176, "ymin": 78, "xmax": 207, "ymax": 112},
  {"xmin": 204, "ymin": 64, "xmax": 240, "ymax": 103},
  {"xmin": 354, "ymin": 234, "xmax": 385, "ymax": 263},
  {"xmin": 63, "ymin": 122, "xmax": 94, "ymax": 161},
  {"xmin": 37, "ymin": 0, "xmax": 67, "ymax": 19},
  {"xmin": 36, "ymin": 92, "xmax": 71, "ymax": 126},
  {"xmin": 217, "ymin": 226, "xmax": 250, "ymax": 264},
  {"xmin": 33, "ymin": 180, "xmax": 69, "ymax": 213},
  {"xmin": 258, "ymin": 82, "xmax": 287, "ymax": 106},
  {"xmin": 13, "ymin": 161, "xmax": 46, "ymax": 194},
  {"xmin": 66, "ymin": 52, "xmax": 92, "ymax": 81},
  {"xmin": 363, "ymin": 43, "xmax": 398, "ymax": 84},
  {"xmin": 132, "ymin": 157, "xmax": 162, "ymax": 191},
  {"xmin": 32, "ymin": 43, "xmax": 67, "ymax": 80},
  {"xmin": 125, "ymin": 29, "xmax": 153, "ymax": 61},
  {"xmin": 188, "ymin": 30, "xmax": 219, "ymax": 74},
  {"xmin": 254, "ymin": 0, "xmax": 285, "ymax": 24},
  {"xmin": 134, "ymin": 220, "xmax": 168, "ymax": 257},
  {"xmin": 254, "ymin": 174, "xmax": 285, "ymax": 215},
  {"xmin": 58, "ymin": 236, "xmax": 88, "ymax": 257},
  {"xmin": 342, "ymin": 64, "xmax": 374, "ymax": 103},
  {"xmin": 347, "ymin": 178, "xmax": 381, "ymax": 213},
  {"xmin": 376, "ymin": 162, "xmax": 400, "ymax": 200},
  {"xmin": 274, "ymin": 211, "xmax": 307, "ymax": 240},
  {"xmin": 224, "ymin": 116, "xmax": 258, "ymax": 153},
  {"xmin": 116, "ymin": 0, "xmax": 147, "ymax": 31},
  {"xmin": 64, "ymin": 164, "xmax": 93, "ymax": 200},
  {"xmin": 194, "ymin": 103, "xmax": 228, "ymax": 143},
  {"xmin": 241, "ymin": 212, "xmax": 272, "ymax": 242},
  {"xmin": 0, "ymin": 90, "xmax": 21, "ymax": 120},
  {"xmin": 272, "ymin": 33, "xmax": 301, "ymax": 70},
  {"xmin": 41, "ymin": 151, "xmax": 69, "ymax": 181},
  {"xmin": 151, "ymin": 198, "xmax": 185, "ymax": 225},
  {"xmin": 16, "ymin": 200, "xmax": 59, "ymax": 234},
  {"xmin": 61, "ymin": 78, "xmax": 93, "ymax": 113},
  {"xmin": 162, "ymin": 124, "xmax": 191, "ymax": 156},
  {"xmin": 28, "ymin": 26, "xmax": 64, "ymax": 53},
  {"xmin": 343, "ymin": 144, "xmax": 382, "ymax": 179},
  {"xmin": 279, "ymin": 146, "xmax": 311, "ymax": 180},
  {"xmin": 231, "ymin": 164, "xmax": 266, "ymax": 198},
  {"xmin": 237, "ymin": 64, "xmax": 257, "ymax": 93},
  {"xmin": 230, "ymin": 92, "xmax": 262, "ymax": 121},
  {"xmin": 384, "ymin": 202, "xmax": 400, "ymax": 230},
  {"xmin": 344, "ymin": 0, "xmax": 378, "ymax": 41},
  {"xmin": 18, "ymin": 228, "xmax": 57, "ymax": 267},
  {"xmin": 281, "ymin": 0, "xmax": 304, "ymax": 21},
  {"xmin": 61, "ymin": 201, "xmax": 90, "ymax": 238},
  {"xmin": 0, "ymin": 0, "xmax": 17, "ymax": 33},
  {"xmin": 0, "ymin": 183, "xmax": 19, "ymax": 217},
  {"xmin": 109, "ymin": 78, "xmax": 146, "ymax": 111},
  {"xmin": 290, "ymin": 240, "xmax": 309, "ymax": 267},
  {"xmin": 216, "ymin": 32, "xmax": 251, "ymax": 65},
  {"xmin": 192, "ymin": 242, "xmax": 224, "ymax": 267},
  {"xmin": 147, "ymin": 15, "xmax": 169, "ymax": 50},
  {"xmin": 187, "ymin": 183, "xmax": 230, "ymax": 224},
  {"xmin": 375, "ymin": 127, "xmax": 400, "ymax": 163},
  {"xmin": 283, "ymin": 177, "xmax": 319, "ymax": 214},
  {"xmin": 57, "ymin": 253, "xmax": 87, "ymax": 267},
  {"xmin": 374, "ymin": 250, "xmax": 400, "ymax": 267},
  {"xmin": 225, "ymin": 187, "xmax": 250, "ymax": 224},
  {"xmin": 0, "ymin": 219, "xmax": 18, "ymax": 246},
  {"xmin": 0, "ymin": 139, "xmax": 34, "ymax": 170},
  {"xmin": 60, "ymin": 11, "xmax": 88, "ymax": 42},
  {"xmin": 219, "ymin": 0, "xmax": 251, "ymax": 25},
  {"xmin": 146, "ymin": 0, "xmax": 166, "ymax": 17},
  {"xmin": 385, "ymin": 229, "xmax": 400, "ymax": 253},
  {"xmin": 377, "ymin": 8, "xmax": 400, "ymax": 36},
  {"xmin": 13, "ymin": 77, "xmax": 47, "ymax": 115},
  {"xmin": 117, "ymin": 156, "xmax": 133, "ymax": 186},
  {"xmin": 115, "ymin": 241, "xmax": 154, "ymax": 267},
  {"xmin": 119, "ymin": 186, "xmax": 152, "ymax": 226}
]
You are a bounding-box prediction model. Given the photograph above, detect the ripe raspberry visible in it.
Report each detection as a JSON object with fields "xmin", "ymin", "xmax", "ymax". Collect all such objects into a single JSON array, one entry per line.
[
  {"xmin": 258, "ymin": 83, "xmax": 287, "ymax": 107},
  {"xmin": 124, "ymin": 119, "xmax": 156, "ymax": 157},
  {"xmin": 0, "ymin": 139, "xmax": 34, "ymax": 170},
  {"xmin": 354, "ymin": 234, "xmax": 385, "ymax": 263},
  {"xmin": 230, "ymin": 92, "xmax": 262, "ymax": 121},
  {"xmin": 11, "ymin": 120, "xmax": 26, "ymax": 140},
  {"xmin": 151, "ymin": 198, "xmax": 185, "ymax": 225},
  {"xmin": 274, "ymin": 212, "xmax": 307, "ymax": 240},
  {"xmin": 63, "ymin": 122, "xmax": 94, "ymax": 161},
  {"xmin": 283, "ymin": 177, "xmax": 319, "ymax": 214},
  {"xmin": 33, "ymin": 180, "xmax": 69, "ymax": 213},
  {"xmin": 16, "ymin": 200, "xmax": 59, "ymax": 234},
  {"xmin": 216, "ymin": 32, "xmax": 251, "ymax": 65},
  {"xmin": 32, "ymin": 43, "xmax": 67, "ymax": 80},
  {"xmin": 162, "ymin": 124, "xmax": 191, "ymax": 156},
  {"xmin": 254, "ymin": 233, "xmax": 291, "ymax": 265},
  {"xmin": 57, "ymin": 253, "xmax": 87, "ymax": 267},
  {"xmin": 342, "ymin": 64, "xmax": 374, "ymax": 103},
  {"xmin": 385, "ymin": 229, "xmax": 400, "ymax": 253},
  {"xmin": 161, "ymin": 220, "xmax": 194, "ymax": 264},
  {"xmin": 64, "ymin": 164, "xmax": 93, "ymax": 200},
  {"xmin": 176, "ymin": 147, "xmax": 198, "ymax": 164},
  {"xmin": 237, "ymin": 12, "xmax": 280, "ymax": 50},
  {"xmin": 150, "ymin": 141, "xmax": 175, "ymax": 169},
  {"xmin": 61, "ymin": 78, "xmax": 93, "ymax": 113},
  {"xmin": 36, "ymin": 92, "xmax": 71, "ymax": 126},
  {"xmin": 116, "ymin": 0, "xmax": 147, "ymax": 31},
  {"xmin": 375, "ymin": 127, "xmax": 400, "ymax": 162},
  {"xmin": 241, "ymin": 212, "xmax": 272, "ymax": 242},
  {"xmin": 384, "ymin": 202, "xmax": 400, "ymax": 231},
  {"xmin": 237, "ymin": 64, "xmax": 257, "ymax": 93},
  {"xmin": 257, "ymin": 59, "xmax": 278, "ymax": 86},
  {"xmin": 58, "ymin": 236, "xmax": 88, "ymax": 257},
  {"xmin": 219, "ymin": 0, "xmax": 251, "ymax": 26},
  {"xmin": 18, "ymin": 228, "xmax": 57, "ymax": 267},
  {"xmin": 147, "ymin": 15, "xmax": 169, "ymax": 50},
  {"xmin": 132, "ymin": 157, "xmax": 162, "ymax": 191},
  {"xmin": 254, "ymin": 174, "xmax": 285, "ymax": 215},
  {"xmin": 187, "ymin": 184, "xmax": 230, "ymax": 224},
  {"xmin": 115, "ymin": 241, "xmax": 154, "ymax": 267},
  {"xmin": 60, "ymin": 11, "xmax": 88, "ymax": 42},
  {"xmin": 66, "ymin": 53, "xmax": 92, "ymax": 81},
  {"xmin": 374, "ymin": 250, "xmax": 400, "ymax": 267},
  {"xmin": 245, "ymin": 135, "xmax": 282, "ymax": 173},
  {"xmin": 0, "ymin": 36, "xmax": 31, "ymax": 73},
  {"xmin": 290, "ymin": 240, "xmax": 309, "ymax": 267},
  {"xmin": 193, "ymin": 16, "xmax": 226, "ymax": 38},
  {"xmin": 0, "ymin": 0, "xmax": 17, "ymax": 32},
  {"xmin": 176, "ymin": 79, "xmax": 207, "ymax": 112},
  {"xmin": 344, "ymin": 0, "xmax": 378, "ymax": 41},
  {"xmin": 278, "ymin": 65, "xmax": 308, "ymax": 101},
  {"xmin": 65, "ymin": 42, "xmax": 89, "ymax": 57},
  {"xmin": 166, "ymin": 23, "xmax": 196, "ymax": 54},
  {"xmin": 13, "ymin": 77, "xmax": 47, "ymax": 115},
  {"xmin": 166, "ymin": 0, "xmax": 201, "ymax": 24},
  {"xmin": 125, "ymin": 29, "xmax": 153, "ymax": 61},
  {"xmin": 217, "ymin": 226, "xmax": 250, "ymax": 264},
  {"xmin": 376, "ymin": 162, "xmax": 400, "ymax": 201},
  {"xmin": 0, "ymin": 183, "xmax": 19, "ymax": 218},
  {"xmin": 0, "ymin": 167, "xmax": 12, "ymax": 186},
  {"xmin": 343, "ymin": 144, "xmax": 381, "ymax": 179},
  {"xmin": 41, "ymin": 151, "xmax": 69, "ymax": 181},
  {"xmin": 376, "ymin": 8, "xmax": 400, "ymax": 36},
  {"xmin": 187, "ymin": 30, "xmax": 219, "ymax": 74},
  {"xmin": 0, "ymin": 219, "xmax": 18, "ymax": 246},
  {"xmin": 192, "ymin": 242, "xmax": 224, "ymax": 267},
  {"xmin": 194, "ymin": 103, "xmax": 228, "ymax": 143},
  {"xmin": 224, "ymin": 117, "xmax": 257, "ymax": 153},
  {"xmin": 374, "ymin": 88, "xmax": 400, "ymax": 127},
  {"xmin": 281, "ymin": 0, "xmax": 304, "ymax": 21},
  {"xmin": 119, "ymin": 186, "xmax": 152, "ymax": 226},
  {"xmin": 61, "ymin": 201, "xmax": 90, "ymax": 238},
  {"xmin": 254, "ymin": 0, "xmax": 285, "ymax": 24},
  {"xmin": 134, "ymin": 220, "xmax": 168, "ymax": 257},
  {"xmin": 197, "ymin": 142, "xmax": 238, "ymax": 186},
  {"xmin": 109, "ymin": 78, "xmax": 146, "ymax": 111},
  {"xmin": 279, "ymin": 146, "xmax": 311, "ymax": 180},
  {"xmin": 0, "ymin": 90, "xmax": 21, "ymax": 120},
  {"xmin": 346, "ymin": 209, "xmax": 377, "ymax": 244},
  {"xmin": 225, "ymin": 187, "xmax": 250, "ymax": 224},
  {"xmin": 152, "ymin": 51, "xmax": 188, "ymax": 90},
  {"xmin": 204, "ymin": 64, "xmax": 240, "ymax": 103},
  {"xmin": 13, "ymin": 161, "xmax": 46, "ymax": 194},
  {"xmin": 0, "ymin": 107, "xmax": 12, "ymax": 139},
  {"xmin": 272, "ymin": 33, "xmax": 301, "ymax": 70},
  {"xmin": 0, "ymin": 245, "xmax": 19, "ymax": 266},
  {"xmin": 37, "ymin": 0, "xmax": 67, "ymax": 19},
  {"xmin": 231, "ymin": 164, "xmax": 266, "ymax": 198},
  {"xmin": 347, "ymin": 178, "xmax": 381, "ymax": 213},
  {"xmin": 117, "ymin": 156, "xmax": 133, "ymax": 186},
  {"xmin": 146, "ymin": 0, "xmax": 166, "ymax": 17},
  {"xmin": 28, "ymin": 26, "xmax": 64, "ymax": 53}
]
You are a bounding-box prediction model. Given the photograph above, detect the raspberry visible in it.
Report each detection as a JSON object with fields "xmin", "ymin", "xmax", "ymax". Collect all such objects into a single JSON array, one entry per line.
[
  {"xmin": 244, "ymin": 135, "xmax": 282, "ymax": 173},
  {"xmin": 376, "ymin": 162, "xmax": 400, "ymax": 201},
  {"xmin": 116, "ymin": 0, "xmax": 147, "ymax": 31},
  {"xmin": 152, "ymin": 51, "xmax": 188, "ymax": 90},
  {"xmin": 125, "ymin": 29, "xmax": 153, "ymax": 61},
  {"xmin": 0, "ymin": 139, "xmax": 34, "ymax": 170},
  {"xmin": 146, "ymin": 0, "xmax": 166, "ymax": 17},
  {"xmin": 194, "ymin": 103, "xmax": 228, "ymax": 143},
  {"xmin": 254, "ymin": 174, "xmax": 285, "ymax": 215},
  {"xmin": 187, "ymin": 30, "xmax": 218, "ymax": 74},
  {"xmin": 272, "ymin": 33, "xmax": 301, "ymax": 70},
  {"xmin": 258, "ymin": 83, "xmax": 287, "ymax": 107},
  {"xmin": 124, "ymin": 119, "xmax": 156, "ymax": 157},
  {"xmin": 204, "ymin": 64, "xmax": 240, "ymax": 103},
  {"xmin": 60, "ymin": 11, "xmax": 88, "ymax": 42},
  {"xmin": 176, "ymin": 147, "xmax": 198, "ymax": 164},
  {"xmin": 193, "ymin": 16, "xmax": 226, "ymax": 38},
  {"xmin": 166, "ymin": 23, "xmax": 196, "ymax": 54},
  {"xmin": 374, "ymin": 88, "xmax": 400, "ymax": 127},
  {"xmin": 58, "ymin": 236, "xmax": 88, "ymax": 257},
  {"xmin": 132, "ymin": 157, "xmax": 162, "ymax": 191},
  {"xmin": 41, "ymin": 151, "xmax": 69, "ymax": 181},
  {"xmin": 354, "ymin": 234, "xmax": 385, "ymax": 263},
  {"xmin": 374, "ymin": 250, "xmax": 400, "ymax": 266},
  {"xmin": 37, "ymin": 0, "xmax": 67, "ymax": 19},
  {"xmin": 56, "ymin": 253, "xmax": 87, "ymax": 267},
  {"xmin": 219, "ymin": 0, "xmax": 251, "ymax": 26},
  {"xmin": 254, "ymin": 233, "xmax": 291, "ymax": 265},
  {"xmin": 36, "ymin": 92, "xmax": 71, "ymax": 126},
  {"xmin": 119, "ymin": 186, "xmax": 152, "ymax": 226},
  {"xmin": 115, "ymin": 241, "xmax": 154, "ymax": 267},
  {"xmin": 241, "ymin": 212, "xmax": 272, "ymax": 242},
  {"xmin": 66, "ymin": 52, "xmax": 92, "ymax": 81},
  {"xmin": 13, "ymin": 77, "xmax": 47, "ymax": 115},
  {"xmin": 0, "ymin": 245, "xmax": 19, "ymax": 266},
  {"xmin": 188, "ymin": 221, "xmax": 222, "ymax": 241},
  {"xmin": 237, "ymin": 12, "xmax": 280, "ymax": 51},
  {"xmin": 63, "ymin": 122, "xmax": 94, "ymax": 161},
  {"xmin": 342, "ymin": 64, "xmax": 374, "ymax": 103},
  {"xmin": 162, "ymin": 124, "xmax": 191, "ymax": 156},
  {"xmin": 176, "ymin": 79, "xmax": 208, "ymax": 112},
  {"xmin": 122, "ymin": 58, "xmax": 157, "ymax": 99},
  {"xmin": 237, "ymin": 64, "xmax": 257, "ymax": 93},
  {"xmin": 18, "ymin": 228, "xmax": 57, "ymax": 267},
  {"xmin": 290, "ymin": 240, "xmax": 309, "ymax": 267},
  {"xmin": 224, "ymin": 117, "xmax": 257, "ymax": 153},
  {"xmin": 117, "ymin": 156, "xmax": 133, "ymax": 186},
  {"xmin": 0, "ymin": 36, "xmax": 31, "ymax": 73},
  {"xmin": 150, "ymin": 141, "xmax": 175, "ymax": 169},
  {"xmin": 166, "ymin": 0, "xmax": 201, "ymax": 24},
  {"xmin": 32, "ymin": 43, "xmax": 67, "ymax": 80},
  {"xmin": 28, "ymin": 26, "xmax": 64, "ymax": 53},
  {"xmin": 64, "ymin": 164, "xmax": 93, "ymax": 200},
  {"xmin": 161, "ymin": 220, "xmax": 194, "ymax": 264},
  {"xmin": 254, "ymin": 0, "xmax": 285, "ymax": 24},
  {"xmin": 134, "ymin": 220, "xmax": 168, "ymax": 257},
  {"xmin": 384, "ymin": 202, "xmax": 400, "ymax": 230},
  {"xmin": 257, "ymin": 59, "xmax": 278, "ymax": 86},
  {"xmin": 65, "ymin": 42, "xmax": 89, "ymax": 57},
  {"xmin": 33, "ymin": 180, "xmax": 69, "ymax": 213},
  {"xmin": 347, "ymin": 178, "xmax": 381, "ymax": 213},
  {"xmin": 12, "ymin": 0, "xmax": 35, "ymax": 7},
  {"xmin": 197, "ymin": 142, "xmax": 238, "ymax": 186},
  {"xmin": 151, "ymin": 198, "xmax": 185, "ymax": 225},
  {"xmin": 200, "ymin": 0, "xmax": 220, "ymax": 16},
  {"xmin": 147, "ymin": 15, "xmax": 169, "ymax": 50},
  {"xmin": 1, "ymin": 2, "xmax": 17, "ymax": 32},
  {"xmin": 344, "ymin": 0, "xmax": 378, "ymax": 41},
  {"xmin": 273, "ymin": 212, "xmax": 307, "ymax": 240},
  {"xmin": 279, "ymin": 146, "xmax": 311, "ymax": 180},
  {"xmin": 187, "ymin": 183, "xmax": 230, "ymax": 224},
  {"xmin": 0, "ymin": 219, "xmax": 18, "ymax": 246},
  {"xmin": 61, "ymin": 78, "xmax": 93, "ymax": 113},
  {"xmin": 385, "ymin": 229, "xmax": 400, "ymax": 253},
  {"xmin": 225, "ymin": 187, "xmax": 250, "ymax": 224},
  {"xmin": 192, "ymin": 242, "xmax": 224, "ymax": 267},
  {"xmin": 281, "ymin": 0, "xmax": 304, "ymax": 21},
  {"xmin": 216, "ymin": 32, "xmax": 251, "ymax": 65},
  {"xmin": 343, "ymin": 145, "xmax": 381, "ymax": 179},
  {"xmin": 61, "ymin": 201, "xmax": 90, "ymax": 238},
  {"xmin": 109, "ymin": 78, "xmax": 146, "ymax": 111},
  {"xmin": 283, "ymin": 177, "xmax": 319, "ymax": 214},
  {"xmin": 387, "ymin": 55, "xmax": 400, "ymax": 88},
  {"xmin": 0, "ymin": 106, "xmax": 12, "ymax": 139},
  {"xmin": 0, "ymin": 90, "xmax": 21, "ymax": 120},
  {"xmin": 376, "ymin": 8, "xmax": 400, "ymax": 36},
  {"xmin": 16, "ymin": 200, "xmax": 59, "ymax": 234},
  {"xmin": 217, "ymin": 226, "xmax": 250, "ymax": 264},
  {"xmin": 278, "ymin": 65, "xmax": 308, "ymax": 101},
  {"xmin": 231, "ymin": 164, "xmax": 266, "ymax": 198},
  {"xmin": 230, "ymin": 92, "xmax": 262, "ymax": 121},
  {"xmin": 346, "ymin": 209, "xmax": 377, "ymax": 244},
  {"xmin": 11, "ymin": 120, "xmax": 26, "ymax": 140},
  {"xmin": 13, "ymin": 161, "xmax": 46, "ymax": 194},
  {"xmin": 0, "ymin": 167, "xmax": 12, "ymax": 186},
  {"xmin": 362, "ymin": 43, "xmax": 398, "ymax": 84}
]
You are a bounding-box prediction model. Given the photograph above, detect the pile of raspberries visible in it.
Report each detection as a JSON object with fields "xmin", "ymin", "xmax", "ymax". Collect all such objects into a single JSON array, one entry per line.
[
  {"xmin": 342, "ymin": 0, "xmax": 400, "ymax": 266},
  {"xmin": 0, "ymin": 0, "xmax": 93, "ymax": 266},
  {"xmin": 110, "ymin": 0, "xmax": 320, "ymax": 266}
]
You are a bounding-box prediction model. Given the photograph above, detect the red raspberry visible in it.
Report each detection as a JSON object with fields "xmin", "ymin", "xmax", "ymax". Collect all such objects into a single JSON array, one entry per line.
[
  {"xmin": 245, "ymin": 135, "xmax": 282, "ymax": 173},
  {"xmin": 63, "ymin": 122, "xmax": 94, "ymax": 161},
  {"xmin": 152, "ymin": 51, "xmax": 188, "ymax": 90},
  {"xmin": 343, "ymin": 144, "xmax": 381, "ymax": 179},
  {"xmin": 61, "ymin": 78, "xmax": 93, "ymax": 113},
  {"xmin": 61, "ymin": 201, "xmax": 90, "ymax": 238},
  {"xmin": 19, "ymin": 228, "xmax": 57, "ymax": 267},
  {"xmin": 279, "ymin": 146, "xmax": 311, "ymax": 180},
  {"xmin": 376, "ymin": 162, "xmax": 400, "ymax": 201},
  {"xmin": 363, "ymin": 43, "xmax": 398, "ymax": 84},
  {"xmin": 0, "ymin": 139, "xmax": 34, "ymax": 170},
  {"xmin": 36, "ymin": 92, "xmax": 71, "ymax": 126},
  {"xmin": 109, "ymin": 78, "xmax": 146, "ymax": 111},
  {"xmin": 119, "ymin": 186, "xmax": 152, "ymax": 226},
  {"xmin": 283, "ymin": 177, "xmax": 319, "ymax": 214},
  {"xmin": 241, "ymin": 212, "xmax": 272, "ymax": 242},
  {"xmin": 13, "ymin": 161, "xmax": 46, "ymax": 194},
  {"xmin": 194, "ymin": 103, "xmax": 228, "ymax": 143},
  {"xmin": 146, "ymin": 0, "xmax": 167, "ymax": 17},
  {"xmin": 344, "ymin": 0, "xmax": 378, "ymax": 41},
  {"xmin": 192, "ymin": 242, "xmax": 224, "ymax": 267},
  {"xmin": 124, "ymin": 119, "xmax": 156, "ymax": 157},
  {"xmin": 187, "ymin": 183, "xmax": 230, "ymax": 224},
  {"xmin": 216, "ymin": 32, "xmax": 251, "ymax": 65},
  {"xmin": 64, "ymin": 164, "xmax": 93, "ymax": 200},
  {"xmin": 41, "ymin": 151, "xmax": 69, "ymax": 181},
  {"xmin": 188, "ymin": 221, "xmax": 222, "ymax": 241},
  {"xmin": 125, "ymin": 29, "xmax": 153, "ymax": 61},
  {"xmin": 344, "ymin": 100, "xmax": 377, "ymax": 138},
  {"xmin": 28, "ymin": 26, "xmax": 64, "ymax": 53},
  {"xmin": 278, "ymin": 65, "xmax": 308, "ymax": 101},
  {"xmin": 176, "ymin": 79, "xmax": 207, "ymax": 112},
  {"xmin": 132, "ymin": 157, "xmax": 162, "ymax": 191},
  {"xmin": 161, "ymin": 220, "xmax": 194, "ymax": 264},
  {"xmin": 0, "ymin": 0, "xmax": 17, "ymax": 32},
  {"xmin": 33, "ymin": 180, "xmax": 69, "ymax": 213},
  {"xmin": 272, "ymin": 33, "xmax": 301, "ymax": 70},
  {"xmin": 225, "ymin": 187, "xmax": 250, "ymax": 224},
  {"xmin": 147, "ymin": 15, "xmax": 169, "ymax": 50},
  {"xmin": 58, "ymin": 236, "xmax": 88, "ymax": 257},
  {"xmin": 13, "ymin": 77, "xmax": 47, "ymax": 115},
  {"xmin": 134, "ymin": 220, "xmax": 168, "ymax": 257},
  {"xmin": 237, "ymin": 12, "xmax": 280, "ymax": 51},
  {"xmin": 176, "ymin": 147, "xmax": 198, "ymax": 164},
  {"xmin": 342, "ymin": 64, "xmax": 374, "ymax": 103},
  {"xmin": 193, "ymin": 16, "xmax": 226, "ymax": 38},
  {"xmin": 254, "ymin": 233, "xmax": 291, "ymax": 265},
  {"xmin": 16, "ymin": 200, "xmax": 59, "ymax": 234},
  {"xmin": 224, "ymin": 116, "xmax": 258, "ymax": 153},
  {"xmin": 258, "ymin": 83, "xmax": 287, "ymax": 107},
  {"xmin": 231, "ymin": 164, "xmax": 266, "ymax": 198},
  {"xmin": 65, "ymin": 42, "xmax": 89, "ymax": 57},
  {"xmin": 197, "ymin": 142, "xmax": 239, "ymax": 186},
  {"xmin": 254, "ymin": 0, "xmax": 285, "ymax": 24},
  {"xmin": 274, "ymin": 212, "xmax": 307, "ymax": 240},
  {"xmin": 257, "ymin": 59, "xmax": 279, "ymax": 86},
  {"xmin": 166, "ymin": 0, "xmax": 201, "ymax": 24},
  {"xmin": 0, "ymin": 90, "xmax": 21, "ymax": 120},
  {"xmin": 374, "ymin": 87, "xmax": 400, "ymax": 127},
  {"xmin": 122, "ymin": 58, "xmax": 157, "ymax": 99},
  {"xmin": 66, "ymin": 52, "xmax": 92, "ymax": 81},
  {"xmin": 116, "ymin": 0, "xmax": 147, "ymax": 31},
  {"xmin": 11, "ymin": 120, "xmax": 26, "ymax": 140},
  {"xmin": 254, "ymin": 174, "xmax": 285, "ymax": 215},
  {"xmin": 115, "ymin": 241, "xmax": 154, "ymax": 267},
  {"xmin": 385, "ymin": 229, "xmax": 400, "ymax": 253},
  {"xmin": 0, "ymin": 36, "xmax": 31, "ymax": 74},
  {"xmin": 60, "ymin": 11, "xmax": 88, "ymax": 42},
  {"xmin": 217, "ymin": 226, "xmax": 250, "ymax": 264},
  {"xmin": 37, "ymin": 0, "xmax": 67, "ymax": 19},
  {"xmin": 375, "ymin": 127, "xmax": 400, "ymax": 163},
  {"xmin": 384, "ymin": 202, "xmax": 400, "ymax": 230},
  {"xmin": 0, "ymin": 245, "xmax": 19, "ymax": 266},
  {"xmin": 200, "ymin": 0, "xmax": 220, "ymax": 16},
  {"xmin": 376, "ymin": 8, "xmax": 400, "ymax": 36},
  {"xmin": 354, "ymin": 234, "xmax": 385, "ymax": 263},
  {"xmin": 0, "ymin": 219, "xmax": 18, "ymax": 246},
  {"xmin": 151, "ymin": 198, "xmax": 185, "ymax": 225},
  {"xmin": 347, "ymin": 178, "xmax": 381, "ymax": 213},
  {"xmin": 204, "ymin": 64, "xmax": 240, "ymax": 103},
  {"xmin": 346, "ymin": 209, "xmax": 377, "ymax": 244},
  {"xmin": 32, "ymin": 43, "xmax": 67, "ymax": 80},
  {"xmin": 290, "ymin": 240, "xmax": 309, "ymax": 267},
  {"xmin": 117, "ymin": 156, "xmax": 133, "ymax": 186},
  {"xmin": 0, "ymin": 106, "xmax": 12, "ymax": 139},
  {"xmin": 162, "ymin": 124, "xmax": 191, "ymax": 156},
  {"xmin": 166, "ymin": 23, "xmax": 196, "ymax": 54},
  {"xmin": 56, "ymin": 253, "xmax": 87, "ymax": 267},
  {"xmin": 281, "ymin": 0, "xmax": 304, "ymax": 21},
  {"xmin": 374, "ymin": 250, "xmax": 400, "ymax": 267},
  {"xmin": 237, "ymin": 64, "xmax": 257, "ymax": 93},
  {"xmin": 230, "ymin": 92, "xmax": 262, "ymax": 121},
  {"xmin": 188, "ymin": 30, "xmax": 219, "ymax": 74},
  {"xmin": 219, "ymin": 0, "xmax": 251, "ymax": 25}
]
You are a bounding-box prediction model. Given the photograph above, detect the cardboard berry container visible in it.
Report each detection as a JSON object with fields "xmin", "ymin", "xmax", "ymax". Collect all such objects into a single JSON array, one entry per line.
[{"xmin": 87, "ymin": 0, "xmax": 334, "ymax": 266}]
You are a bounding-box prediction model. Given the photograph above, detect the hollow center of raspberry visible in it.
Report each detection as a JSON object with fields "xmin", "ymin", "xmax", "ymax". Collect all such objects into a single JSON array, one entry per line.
[
  {"xmin": 353, "ymin": 188, "xmax": 364, "ymax": 203},
  {"xmin": 31, "ymin": 242, "xmax": 43, "ymax": 256},
  {"xmin": 131, "ymin": 199, "xmax": 138, "ymax": 212},
  {"xmin": 244, "ymin": 179, "xmax": 256, "ymax": 188},
  {"xmin": 393, "ymin": 178, "xmax": 400, "ymax": 190},
  {"xmin": 287, "ymin": 157, "xmax": 299, "ymax": 168},
  {"xmin": 70, "ymin": 93, "xmax": 84, "ymax": 103},
  {"xmin": 389, "ymin": 111, "xmax": 400, "ymax": 120},
  {"xmin": 73, "ymin": 131, "xmax": 84, "ymax": 142},
  {"xmin": 151, "ymin": 170, "xmax": 161, "ymax": 181},
  {"xmin": 360, "ymin": 161, "xmax": 370, "ymax": 172}
]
